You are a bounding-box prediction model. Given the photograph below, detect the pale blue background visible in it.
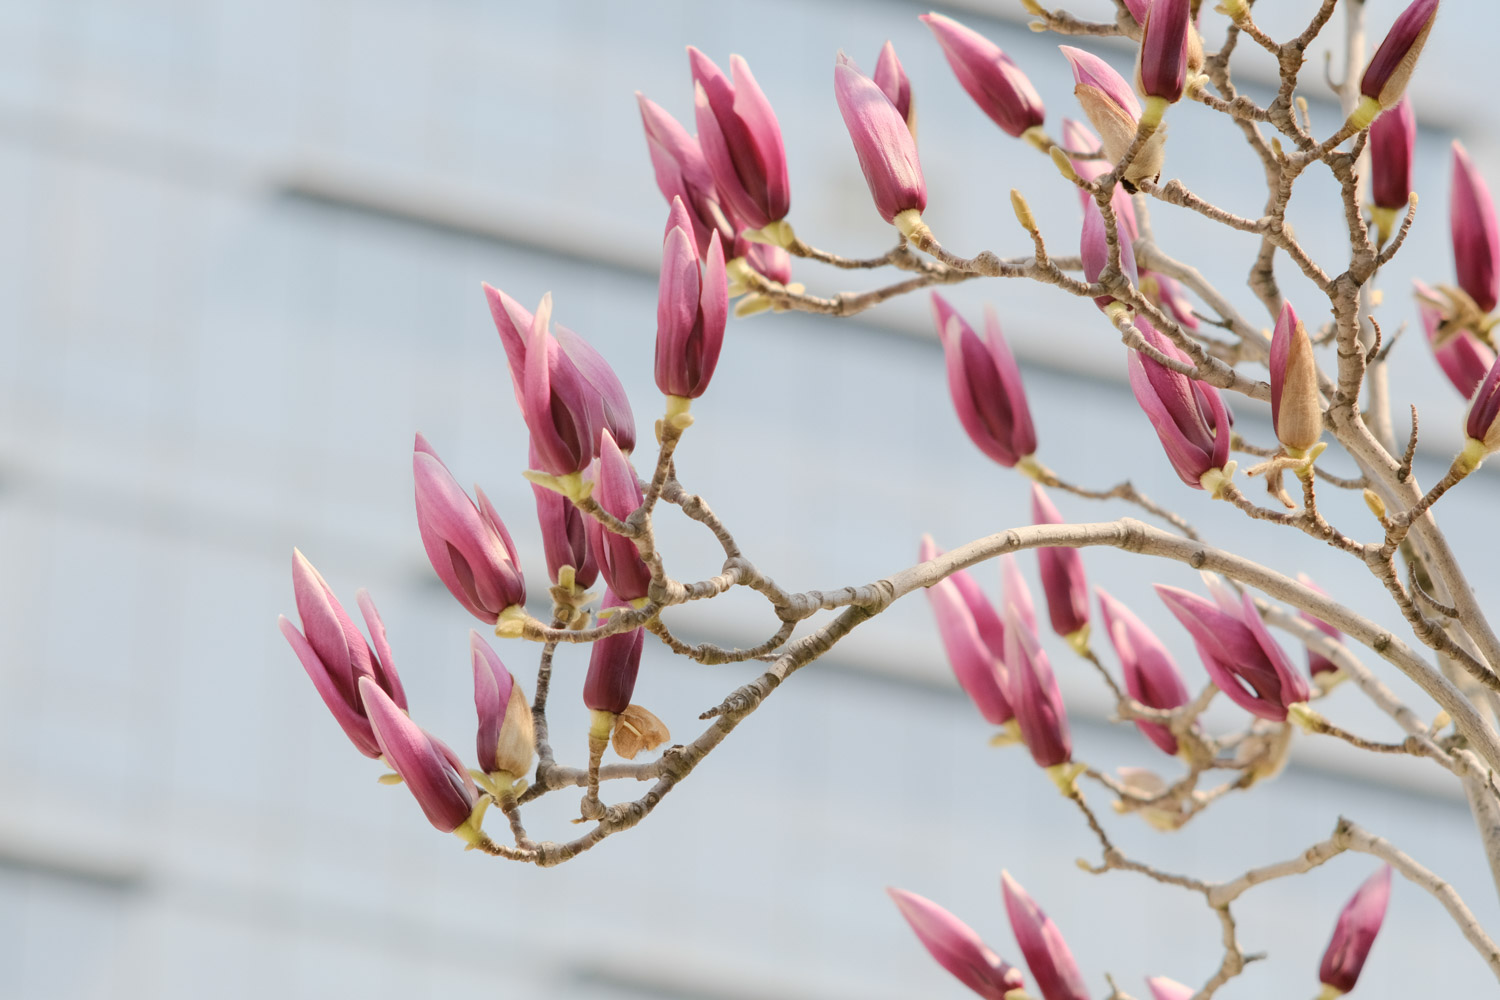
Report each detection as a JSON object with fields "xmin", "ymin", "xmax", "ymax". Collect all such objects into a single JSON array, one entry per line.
[{"xmin": 0, "ymin": 1, "xmax": 1495, "ymax": 997}]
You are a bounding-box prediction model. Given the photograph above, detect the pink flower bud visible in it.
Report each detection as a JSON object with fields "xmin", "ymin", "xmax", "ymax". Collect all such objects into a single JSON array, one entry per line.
[
  {"xmin": 1144, "ymin": 977, "xmax": 1194, "ymax": 1000},
  {"xmin": 1001, "ymin": 872, "xmax": 1090, "ymax": 1000},
  {"xmin": 657, "ymin": 199, "xmax": 728, "ymax": 399},
  {"xmin": 279, "ymin": 552, "xmax": 406, "ymax": 759},
  {"xmin": 834, "ymin": 52, "xmax": 927, "ymax": 225},
  {"xmin": 1097, "ymin": 587, "xmax": 1189, "ymax": 755},
  {"xmin": 1064, "ymin": 118, "xmax": 1192, "ymax": 326},
  {"xmin": 1062, "ymin": 119, "xmax": 1107, "ymax": 190},
  {"xmin": 483, "ymin": 286, "xmax": 636, "ymax": 458},
  {"xmin": 585, "ymin": 429, "xmax": 652, "ymax": 604},
  {"xmin": 1156, "ymin": 581, "xmax": 1309, "ymax": 721},
  {"xmin": 1135, "ymin": 0, "xmax": 1192, "ymax": 103},
  {"xmin": 1127, "ymin": 320, "xmax": 1232, "ymax": 490},
  {"xmin": 1451, "ymin": 142, "xmax": 1500, "ymax": 314},
  {"xmin": 1143, "ymin": 270, "xmax": 1200, "ymax": 331},
  {"xmin": 689, "ymin": 48, "xmax": 789, "ymax": 232},
  {"xmin": 1270, "ymin": 301, "xmax": 1323, "ymax": 455},
  {"xmin": 636, "ymin": 93, "xmax": 737, "ymax": 259},
  {"xmin": 360, "ymin": 677, "xmax": 481, "ymax": 835},
  {"xmin": 920, "ymin": 13, "xmax": 1044, "ymax": 139},
  {"xmin": 1359, "ymin": 0, "xmax": 1439, "ymax": 113},
  {"xmin": 471, "ymin": 632, "xmax": 535, "ymax": 780},
  {"xmin": 1062, "ymin": 123, "xmax": 1115, "ymax": 217},
  {"xmin": 1081, "ymin": 190, "xmax": 1140, "ymax": 311},
  {"xmin": 1464, "ymin": 354, "xmax": 1500, "ymax": 456},
  {"xmin": 739, "ymin": 240, "xmax": 792, "ymax": 285},
  {"xmin": 1415, "ymin": 279, "xmax": 1495, "ymax": 398},
  {"xmin": 1295, "ymin": 574, "xmax": 1345, "ymax": 680},
  {"xmin": 1002, "ymin": 604, "xmax": 1071, "ymax": 769},
  {"xmin": 531, "ymin": 443, "xmax": 598, "ymax": 590},
  {"xmin": 584, "ymin": 589, "xmax": 646, "ymax": 715},
  {"xmin": 1370, "ymin": 97, "xmax": 1415, "ymax": 210},
  {"xmin": 1319, "ymin": 866, "xmax": 1392, "ymax": 994},
  {"xmin": 932, "ymin": 293, "xmax": 1037, "ymax": 467},
  {"xmin": 1030, "ymin": 485, "xmax": 1089, "ymax": 641},
  {"xmin": 1063, "ymin": 45, "xmax": 1165, "ymax": 184},
  {"xmin": 873, "ymin": 41, "xmax": 915, "ymax": 133},
  {"xmin": 887, "ymin": 888, "xmax": 1026, "ymax": 1000},
  {"xmin": 1002, "ymin": 554, "xmax": 1039, "ymax": 638},
  {"xmin": 920, "ymin": 535, "xmax": 1013, "ymax": 726},
  {"xmin": 413, "ymin": 434, "xmax": 526, "ymax": 624}
]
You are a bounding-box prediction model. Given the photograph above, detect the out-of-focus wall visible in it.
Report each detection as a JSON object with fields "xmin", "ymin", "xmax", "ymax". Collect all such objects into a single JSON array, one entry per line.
[{"xmin": 0, "ymin": 1, "xmax": 1497, "ymax": 997}]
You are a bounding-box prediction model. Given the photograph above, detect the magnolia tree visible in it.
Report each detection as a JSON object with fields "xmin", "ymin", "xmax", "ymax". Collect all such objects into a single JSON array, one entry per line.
[{"xmin": 276, "ymin": 0, "xmax": 1500, "ymax": 997}]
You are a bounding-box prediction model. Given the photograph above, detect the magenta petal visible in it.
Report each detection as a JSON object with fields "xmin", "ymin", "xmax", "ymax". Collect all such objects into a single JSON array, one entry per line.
[
  {"xmin": 1063, "ymin": 118, "xmax": 1109, "ymax": 195},
  {"xmin": 636, "ymin": 93, "xmax": 735, "ymax": 258},
  {"xmin": 1030, "ymin": 485, "xmax": 1089, "ymax": 639},
  {"xmin": 584, "ymin": 588, "xmax": 645, "ymax": 714},
  {"xmin": 1097, "ymin": 588, "xmax": 1188, "ymax": 755},
  {"xmin": 1294, "ymin": 574, "xmax": 1344, "ymax": 677},
  {"xmin": 729, "ymin": 54, "xmax": 790, "ymax": 222},
  {"xmin": 531, "ymin": 441, "xmax": 597, "ymax": 589},
  {"xmin": 1416, "ymin": 279, "xmax": 1495, "ymax": 398},
  {"xmin": 1269, "ymin": 300, "xmax": 1297, "ymax": 431},
  {"xmin": 921, "ymin": 536, "xmax": 1013, "ymax": 725},
  {"xmin": 1145, "ymin": 977, "xmax": 1194, "ymax": 1000},
  {"xmin": 553, "ymin": 322, "xmax": 636, "ymax": 456},
  {"xmin": 280, "ymin": 615, "xmax": 381, "ymax": 758},
  {"xmin": 291, "ymin": 549, "xmax": 360, "ymax": 700},
  {"xmin": 1370, "ymin": 97, "xmax": 1415, "ymax": 210},
  {"xmin": 888, "ymin": 888, "xmax": 1025, "ymax": 1000},
  {"xmin": 1061, "ymin": 45, "xmax": 1141, "ymax": 119},
  {"xmin": 834, "ymin": 52, "xmax": 926, "ymax": 224},
  {"xmin": 471, "ymin": 631, "xmax": 514, "ymax": 774},
  {"xmin": 873, "ymin": 41, "xmax": 913, "ymax": 126},
  {"xmin": 920, "ymin": 13, "xmax": 1044, "ymax": 138},
  {"xmin": 1238, "ymin": 590, "xmax": 1310, "ymax": 707},
  {"xmin": 586, "ymin": 430, "xmax": 651, "ymax": 604},
  {"xmin": 1156, "ymin": 585, "xmax": 1292, "ymax": 720},
  {"xmin": 657, "ymin": 222, "xmax": 701, "ymax": 378},
  {"xmin": 690, "ymin": 49, "xmax": 789, "ymax": 230},
  {"xmin": 933, "ymin": 294, "xmax": 1035, "ymax": 467},
  {"xmin": 1360, "ymin": 0, "xmax": 1439, "ymax": 104},
  {"xmin": 1081, "ymin": 191, "xmax": 1139, "ymax": 310},
  {"xmin": 1000, "ymin": 554, "xmax": 1039, "ymax": 638},
  {"xmin": 356, "ymin": 588, "xmax": 406, "ymax": 711},
  {"xmin": 1468, "ymin": 356, "xmax": 1500, "ymax": 443},
  {"xmin": 483, "ymin": 283, "xmax": 532, "ymax": 412},
  {"xmin": 1137, "ymin": 0, "xmax": 1192, "ymax": 102},
  {"xmin": 1319, "ymin": 866, "xmax": 1392, "ymax": 993},
  {"xmin": 361, "ymin": 677, "xmax": 478, "ymax": 833},
  {"xmin": 1002, "ymin": 872, "xmax": 1090, "ymax": 1000},
  {"xmin": 413, "ymin": 437, "xmax": 524, "ymax": 623},
  {"xmin": 1452, "ymin": 141, "xmax": 1500, "ymax": 314},
  {"xmin": 1002, "ymin": 605, "xmax": 1071, "ymax": 768}
]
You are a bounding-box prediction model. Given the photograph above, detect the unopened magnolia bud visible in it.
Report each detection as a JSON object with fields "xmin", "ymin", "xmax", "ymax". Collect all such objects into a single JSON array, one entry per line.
[
  {"xmin": 1062, "ymin": 45, "xmax": 1166, "ymax": 187},
  {"xmin": 834, "ymin": 52, "xmax": 927, "ymax": 224},
  {"xmin": 1363, "ymin": 489, "xmax": 1387, "ymax": 519},
  {"xmin": 471, "ymin": 632, "xmax": 536, "ymax": 784},
  {"xmin": 1319, "ymin": 867, "xmax": 1393, "ymax": 995},
  {"xmin": 1352, "ymin": 0, "xmax": 1440, "ymax": 128},
  {"xmin": 1451, "ymin": 142, "xmax": 1500, "ymax": 314},
  {"xmin": 921, "ymin": 13, "xmax": 1045, "ymax": 139},
  {"xmin": 1461, "ymin": 355, "xmax": 1500, "ymax": 471},
  {"xmin": 1135, "ymin": 0, "xmax": 1192, "ymax": 104},
  {"xmin": 1270, "ymin": 302, "xmax": 1323, "ymax": 456}
]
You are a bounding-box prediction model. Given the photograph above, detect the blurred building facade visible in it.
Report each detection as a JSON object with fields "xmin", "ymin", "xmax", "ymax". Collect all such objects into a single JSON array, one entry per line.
[{"xmin": 0, "ymin": 1, "xmax": 1498, "ymax": 997}]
